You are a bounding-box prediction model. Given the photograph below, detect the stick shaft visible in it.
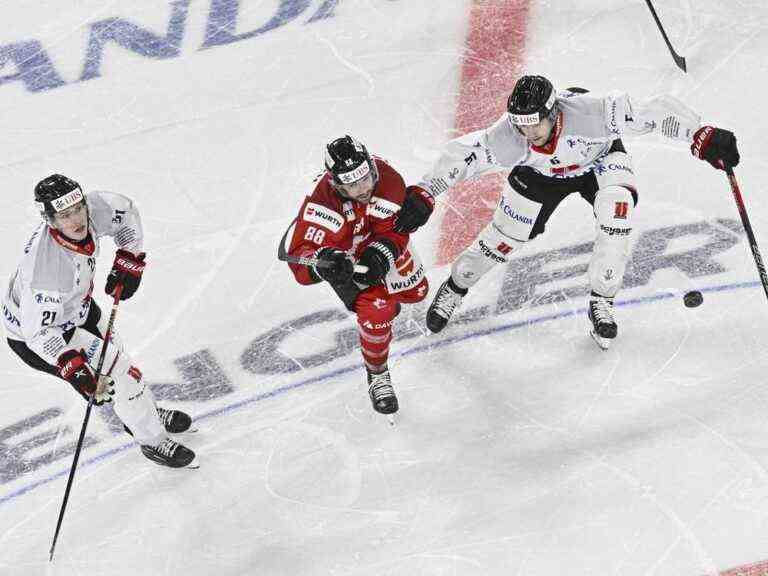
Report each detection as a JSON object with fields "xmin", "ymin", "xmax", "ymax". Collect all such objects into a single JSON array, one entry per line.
[
  {"xmin": 725, "ymin": 167, "xmax": 768, "ymax": 302},
  {"xmin": 280, "ymin": 252, "xmax": 368, "ymax": 274},
  {"xmin": 644, "ymin": 0, "xmax": 687, "ymax": 72},
  {"xmin": 277, "ymin": 218, "xmax": 368, "ymax": 273},
  {"xmin": 49, "ymin": 284, "xmax": 124, "ymax": 562}
]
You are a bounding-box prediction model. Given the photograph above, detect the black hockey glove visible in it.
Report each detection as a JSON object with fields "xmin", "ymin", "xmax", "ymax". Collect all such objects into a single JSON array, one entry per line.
[
  {"xmin": 105, "ymin": 250, "xmax": 146, "ymax": 300},
  {"xmin": 691, "ymin": 126, "xmax": 740, "ymax": 171},
  {"xmin": 313, "ymin": 248, "xmax": 360, "ymax": 312},
  {"xmin": 393, "ymin": 185, "xmax": 434, "ymax": 233},
  {"xmin": 508, "ymin": 165, "xmax": 558, "ymax": 194},
  {"xmin": 354, "ymin": 239, "xmax": 398, "ymax": 285},
  {"xmin": 313, "ymin": 248, "xmax": 354, "ymax": 285}
]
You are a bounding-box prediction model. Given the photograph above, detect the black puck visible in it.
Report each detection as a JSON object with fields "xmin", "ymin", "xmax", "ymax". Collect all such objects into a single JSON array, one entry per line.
[{"xmin": 683, "ymin": 290, "xmax": 703, "ymax": 308}]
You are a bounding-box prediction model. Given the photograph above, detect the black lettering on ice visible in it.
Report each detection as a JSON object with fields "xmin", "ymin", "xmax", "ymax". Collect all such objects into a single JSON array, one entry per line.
[
  {"xmin": 622, "ymin": 220, "xmax": 742, "ymax": 288},
  {"xmin": 0, "ymin": 408, "xmax": 98, "ymax": 484},
  {"xmin": 1, "ymin": 0, "xmax": 341, "ymax": 93},
  {"xmin": 81, "ymin": 0, "xmax": 191, "ymax": 81},
  {"xmin": 150, "ymin": 349, "xmax": 235, "ymax": 402},
  {"xmin": 496, "ymin": 219, "xmax": 744, "ymax": 313},
  {"xmin": 240, "ymin": 309, "xmax": 357, "ymax": 375},
  {"xmin": 496, "ymin": 242, "xmax": 593, "ymax": 314}
]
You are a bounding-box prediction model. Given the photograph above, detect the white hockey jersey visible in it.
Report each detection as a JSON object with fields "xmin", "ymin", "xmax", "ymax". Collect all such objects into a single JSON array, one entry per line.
[
  {"xmin": 2, "ymin": 191, "xmax": 143, "ymax": 366},
  {"xmin": 417, "ymin": 90, "xmax": 702, "ymax": 195}
]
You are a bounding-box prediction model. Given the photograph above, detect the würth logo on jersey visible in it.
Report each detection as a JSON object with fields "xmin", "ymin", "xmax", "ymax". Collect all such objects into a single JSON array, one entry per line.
[
  {"xmin": 496, "ymin": 243, "xmax": 512, "ymax": 255},
  {"xmin": 614, "ymin": 202, "xmax": 629, "ymax": 219},
  {"xmin": 303, "ymin": 202, "xmax": 343, "ymax": 233}
]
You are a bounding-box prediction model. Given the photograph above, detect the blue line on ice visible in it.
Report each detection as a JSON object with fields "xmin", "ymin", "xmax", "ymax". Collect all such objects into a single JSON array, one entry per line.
[{"xmin": 0, "ymin": 279, "xmax": 759, "ymax": 507}]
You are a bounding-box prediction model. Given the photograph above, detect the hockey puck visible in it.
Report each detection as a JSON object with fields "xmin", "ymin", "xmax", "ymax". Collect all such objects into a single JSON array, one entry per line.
[{"xmin": 683, "ymin": 290, "xmax": 703, "ymax": 308}]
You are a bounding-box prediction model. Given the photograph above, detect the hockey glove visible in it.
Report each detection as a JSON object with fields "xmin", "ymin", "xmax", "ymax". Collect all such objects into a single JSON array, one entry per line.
[
  {"xmin": 313, "ymin": 248, "xmax": 355, "ymax": 285},
  {"xmin": 393, "ymin": 185, "xmax": 434, "ymax": 233},
  {"xmin": 691, "ymin": 126, "xmax": 740, "ymax": 170},
  {"xmin": 57, "ymin": 349, "xmax": 114, "ymax": 404},
  {"xmin": 354, "ymin": 239, "xmax": 398, "ymax": 285},
  {"xmin": 105, "ymin": 250, "xmax": 146, "ymax": 300},
  {"xmin": 509, "ymin": 165, "xmax": 556, "ymax": 193},
  {"xmin": 312, "ymin": 248, "xmax": 360, "ymax": 312}
]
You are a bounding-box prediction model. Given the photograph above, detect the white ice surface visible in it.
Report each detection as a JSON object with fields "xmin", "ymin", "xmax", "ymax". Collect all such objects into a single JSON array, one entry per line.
[{"xmin": 1, "ymin": 1, "xmax": 768, "ymax": 575}]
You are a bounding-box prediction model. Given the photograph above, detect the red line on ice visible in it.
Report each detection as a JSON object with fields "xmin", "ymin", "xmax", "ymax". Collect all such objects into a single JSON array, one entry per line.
[
  {"xmin": 436, "ymin": 0, "xmax": 532, "ymax": 264},
  {"xmin": 717, "ymin": 559, "xmax": 768, "ymax": 576}
]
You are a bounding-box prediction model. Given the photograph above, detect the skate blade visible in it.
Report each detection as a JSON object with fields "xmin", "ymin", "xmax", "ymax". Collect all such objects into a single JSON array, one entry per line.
[
  {"xmin": 170, "ymin": 426, "xmax": 199, "ymax": 435},
  {"xmin": 590, "ymin": 329, "xmax": 612, "ymax": 350},
  {"xmin": 182, "ymin": 454, "xmax": 200, "ymax": 469},
  {"xmin": 372, "ymin": 409, "xmax": 396, "ymax": 426}
]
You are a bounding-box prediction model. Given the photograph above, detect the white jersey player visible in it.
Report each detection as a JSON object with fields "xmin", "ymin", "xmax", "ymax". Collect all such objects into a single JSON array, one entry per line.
[
  {"xmin": 394, "ymin": 75, "xmax": 740, "ymax": 348},
  {"xmin": 2, "ymin": 174, "xmax": 197, "ymax": 468}
]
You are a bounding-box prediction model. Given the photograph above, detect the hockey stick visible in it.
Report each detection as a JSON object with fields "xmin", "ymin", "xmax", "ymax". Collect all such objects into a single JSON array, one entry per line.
[
  {"xmin": 277, "ymin": 218, "xmax": 368, "ymax": 273},
  {"xmin": 724, "ymin": 166, "xmax": 768, "ymax": 302},
  {"xmin": 644, "ymin": 0, "xmax": 687, "ymax": 72},
  {"xmin": 49, "ymin": 284, "xmax": 124, "ymax": 562}
]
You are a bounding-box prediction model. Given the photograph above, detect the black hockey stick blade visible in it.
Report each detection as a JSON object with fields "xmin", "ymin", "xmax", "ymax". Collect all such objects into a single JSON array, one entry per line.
[{"xmin": 644, "ymin": 0, "xmax": 687, "ymax": 72}]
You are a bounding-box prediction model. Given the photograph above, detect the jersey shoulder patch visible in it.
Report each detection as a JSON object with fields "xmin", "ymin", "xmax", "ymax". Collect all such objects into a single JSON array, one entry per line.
[
  {"xmin": 302, "ymin": 201, "xmax": 345, "ymax": 233},
  {"xmin": 367, "ymin": 197, "xmax": 400, "ymax": 220}
]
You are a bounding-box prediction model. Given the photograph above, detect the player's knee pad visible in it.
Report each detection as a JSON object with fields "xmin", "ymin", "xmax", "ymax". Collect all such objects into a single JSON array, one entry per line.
[
  {"xmin": 589, "ymin": 185, "xmax": 635, "ymax": 296},
  {"xmin": 593, "ymin": 151, "xmax": 638, "ymax": 193},
  {"xmin": 451, "ymin": 222, "xmax": 527, "ymax": 289},
  {"xmin": 107, "ymin": 348, "xmax": 163, "ymax": 444},
  {"xmin": 107, "ymin": 349, "xmax": 147, "ymax": 404},
  {"xmin": 494, "ymin": 180, "xmax": 543, "ymax": 240}
]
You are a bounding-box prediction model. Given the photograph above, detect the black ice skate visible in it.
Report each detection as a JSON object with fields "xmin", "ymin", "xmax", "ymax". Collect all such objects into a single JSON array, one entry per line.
[
  {"xmin": 367, "ymin": 368, "xmax": 399, "ymax": 416},
  {"xmin": 141, "ymin": 438, "xmax": 198, "ymax": 469},
  {"xmin": 157, "ymin": 407, "xmax": 196, "ymax": 433},
  {"xmin": 588, "ymin": 292, "xmax": 617, "ymax": 350},
  {"xmin": 426, "ymin": 277, "xmax": 468, "ymax": 333},
  {"xmin": 123, "ymin": 407, "xmax": 196, "ymax": 438}
]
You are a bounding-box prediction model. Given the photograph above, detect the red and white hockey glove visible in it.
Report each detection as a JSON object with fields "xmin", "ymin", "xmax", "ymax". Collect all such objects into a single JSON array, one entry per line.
[
  {"xmin": 393, "ymin": 185, "xmax": 434, "ymax": 233},
  {"xmin": 691, "ymin": 126, "xmax": 740, "ymax": 171},
  {"xmin": 105, "ymin": 250, "xmax": 146, "ymax": 300},
  {"xmin": 57, "ymin": 349, "xmax": 114, "ymax": 404}
]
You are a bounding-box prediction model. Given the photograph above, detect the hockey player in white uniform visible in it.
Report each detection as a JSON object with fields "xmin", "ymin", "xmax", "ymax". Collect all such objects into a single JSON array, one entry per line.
[
  {"xmin": 2, "ymin": 174, "xmax": 198, "ymax": 468},
  {"xmin": 394, "ymin": 75, "xmax": 740, "ymax": 348}
]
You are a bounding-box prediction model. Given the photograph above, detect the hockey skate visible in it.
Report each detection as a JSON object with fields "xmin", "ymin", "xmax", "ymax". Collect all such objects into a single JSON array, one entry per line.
[
  {"xmin": 588, "ymin": 292, "xmax": 617, "ymax": 350},
  {"xmin": 157, "ymin": 407, "xmax": 196, "ymax": 433},
  {"xmin": 367, "ymin": 368, "xmax": 399, "ymax": 417},
  {"xmin": 426, "ymin": 278, "xmax": 468, "ymax": 333},
  {"xmin": 123, "ymin": 407, "xmax": 196, "ymax": 438},
  {"xmin": 141, "ymin": 437, "xmax": 198, "ymax": 469}
]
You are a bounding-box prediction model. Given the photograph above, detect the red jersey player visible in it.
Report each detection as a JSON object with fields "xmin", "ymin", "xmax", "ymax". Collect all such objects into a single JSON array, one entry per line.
[{"xmin": 285, "ymin": 135, "xmax": 428, "ymax": 416}]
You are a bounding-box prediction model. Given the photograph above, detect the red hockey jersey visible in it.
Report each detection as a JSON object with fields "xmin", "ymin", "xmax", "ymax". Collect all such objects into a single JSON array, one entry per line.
[{"xmin": 287, "ymin": 158, "xmax": 413, "ymax": 286}]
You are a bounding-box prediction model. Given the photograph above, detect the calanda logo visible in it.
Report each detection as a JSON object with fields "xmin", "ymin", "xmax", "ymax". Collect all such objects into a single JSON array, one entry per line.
[{"xmin": 0, "ymin": 0, "xmax": 344, "ymax": 93}]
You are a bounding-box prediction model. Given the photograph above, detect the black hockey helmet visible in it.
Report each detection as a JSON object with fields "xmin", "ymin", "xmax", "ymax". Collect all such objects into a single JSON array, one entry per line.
[
  {"xmin": 324, "ymin": 135, "xmax": 378, "ymax": 189},
  {"xmin": 507, "ymin": 75, "xmax": 558, "ymax": 126},
  {"xmin": 34, "ymin": 174, "xmax": 85, "ymax": 222}
]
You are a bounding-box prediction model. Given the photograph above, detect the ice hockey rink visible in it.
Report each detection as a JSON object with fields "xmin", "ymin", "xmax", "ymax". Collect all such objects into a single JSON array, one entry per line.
[{"xmin": 1, "ymin": 0, "xmax": 767, "ymax": 574}]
